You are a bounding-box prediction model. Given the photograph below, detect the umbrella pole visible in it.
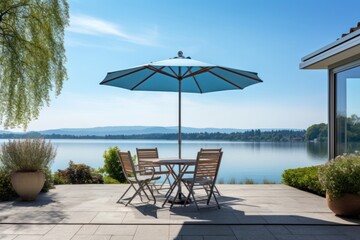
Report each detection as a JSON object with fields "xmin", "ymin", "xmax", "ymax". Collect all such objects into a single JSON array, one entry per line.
[{"xmin": 178, "ymin": 80, "xmax": 182, "ymax": 159}]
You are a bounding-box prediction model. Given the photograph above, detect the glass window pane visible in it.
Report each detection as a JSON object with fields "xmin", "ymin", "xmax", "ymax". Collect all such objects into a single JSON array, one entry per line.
[{"xmin": 335, "ymin": 65, "xmax": 360, "ymax": 155}]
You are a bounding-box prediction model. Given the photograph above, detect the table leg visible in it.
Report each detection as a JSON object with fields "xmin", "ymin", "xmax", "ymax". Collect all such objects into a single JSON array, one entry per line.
[{"xmin": 168, "ymin": 164, "xmax": 191, "ymax": 206}]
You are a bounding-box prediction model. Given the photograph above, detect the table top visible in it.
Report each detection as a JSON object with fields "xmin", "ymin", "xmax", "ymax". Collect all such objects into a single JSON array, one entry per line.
[{"xmin": 150, "ymin": 158, "xmax": 196, "ymax": 165}]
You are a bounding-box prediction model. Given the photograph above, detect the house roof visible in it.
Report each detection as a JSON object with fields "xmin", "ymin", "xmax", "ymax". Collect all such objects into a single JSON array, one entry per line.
[
  {"xmin": 300, "ymin": 23, "xmax": 360, "ymax": 69},
  {"xmin": 341, "ymin": 22, "xmax": 360, "ymax": 38}
]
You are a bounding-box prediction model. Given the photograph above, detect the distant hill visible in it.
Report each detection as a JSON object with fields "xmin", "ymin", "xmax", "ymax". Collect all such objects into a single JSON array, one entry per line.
[
  {"xmin": 4, "ymin": 126, "xmax": 303, "ymax": 137},
  {"xmin": 37, "ymin": 126, "xmax": 246, "ymax": 136}
]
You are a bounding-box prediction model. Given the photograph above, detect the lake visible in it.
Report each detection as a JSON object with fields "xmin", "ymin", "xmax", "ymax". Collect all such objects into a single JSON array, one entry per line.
[{"xmin": 0, "ymin": 139, "xmax": 328, "ymax": 183}]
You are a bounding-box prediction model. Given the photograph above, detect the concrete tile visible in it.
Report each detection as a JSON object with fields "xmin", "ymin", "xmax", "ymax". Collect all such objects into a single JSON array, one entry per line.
[
  {"xmin": 335, "ymin": 226, "xmax": 360, "ymax": 240},
  {"xmin": 91, "ymin": 212, "xmax": 126, "ymax": 224},
  {"xmin": 71, "ymin": 235, "xmax": 111, "ymax": 240},
  {"xmin": 276, "ymin": 235, "xmax": 319, "ymax": 240},
  {"xmin": 133, "ymin": 225, "xmax": 169, "ymax": 240},
  {"xmin": 315, "ymin": 235, "xmax": 352, "ymax": 240},
  {"xmin": 41, "ymin": 225, "xmax": 81, "ymax": 240},
  {"xmin": 95, "ymin": 225, "xmax": 137, "ymax": 236},
  {"xmin": 14, "ymin": 236, "xmax": 43, "ymax": 240},
  {"xmin": 172, "ymin": 225, "xmax": 233, "ymax": 236},
  {"xmin": 109, "ymin": 236, "xmax": 134, "ymax": 240},
  {"xmin": 181, "ymin": 236, "xmax": 203, "ymax": 240},
  {"xmin": 0, "ymin": 235, "xmax": 17, "ymax": 240},
  {"xmin": 263, "ymin": 215, "xmax": 302, "ymax": 224},
  {"xmin": 0, "ymin": 226, "xmax": 12, "ymax": 234},
  {"xmin": 204, "ymin": 236, "xmax": 237, "ymax": 240},
  {"xmin": 286, "ymin": 226, "xmax": 342, "ymax": 235},
  {"xmin": 233, "ymin": 214, "xmax": 267, "ymax": 224},
  {"xmin": 76, "ymin": 225, "xmax": 99, "ymax": 235},
  {"xmin": 265, "ymin": 225, "xmax": 291, "ymax": 235},
  {"xmin": 60, "ymin": 212, "xmax": 98, "ymax": 223},
  {"xmin": 231, "ymin": 225, "xmax": 276, "ymax": 240},
  {"xmin": 3, "ymin": 225, "xmax": 55, "ymax": 235}
]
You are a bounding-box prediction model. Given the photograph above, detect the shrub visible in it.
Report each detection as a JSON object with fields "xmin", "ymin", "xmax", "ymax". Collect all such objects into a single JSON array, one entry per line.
[
  {"xmin": 244, "ymin": 178, "xmax": 254, "ymax": 184},
  {"xmin": 41, "ymin": 167, "xmax": 54, "ymax": 192},
  {"xmin": 0, "ymin": 139, "xmax": 56, "ymax": 172},
  {"xmin": 103, "ymin": 175, "xmax": 120, "ymax": 184},
  {"xmin": 103, "ymin": 146, "xmax": 126, "ymax": 183},
  {"xmin": 318, "ymin": 152, "xmax": 360, "ymax": 200},
  {"xmin": 282, "ymin": 165, "xmax": 325, "ymax": 196},
  {"xmin": 0, "ymin": 167, "xmax": 15, "ymax": 201},
  {"xmin": 54, "ymin": 161, "xmax": 104, "ymax": 184}
]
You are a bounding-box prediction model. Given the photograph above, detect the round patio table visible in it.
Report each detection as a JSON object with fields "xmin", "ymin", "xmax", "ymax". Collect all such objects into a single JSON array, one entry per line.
[{"xmin": 152, "ymin": 158, "xmax": 196, "ymax": 207}]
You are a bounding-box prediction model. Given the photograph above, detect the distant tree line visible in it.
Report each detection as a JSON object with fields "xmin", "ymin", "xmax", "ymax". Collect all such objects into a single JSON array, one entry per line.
[{"xmin": 0, "ymin": 129, "xmax": 305, "ymax": 142}]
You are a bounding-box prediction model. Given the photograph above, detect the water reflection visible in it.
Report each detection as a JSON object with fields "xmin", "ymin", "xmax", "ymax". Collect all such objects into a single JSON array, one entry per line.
[
  {"xmin": 306, "ymin": 142, "xmax": 328, "ymax": 160},
  {"xmin": 0, "ymin": 139, "xmax": 329, "ymax": 183}
]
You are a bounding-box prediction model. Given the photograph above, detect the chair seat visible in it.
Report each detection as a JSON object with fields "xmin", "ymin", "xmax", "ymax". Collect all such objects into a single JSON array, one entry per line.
[
  {"xmin": 141, "ymin": 170, "xmax": 170, "ymax": 175},
  {"xmin": 182, "ymin": 177, "xmax": 211, "ymax": 184},
  {"xmin": 128, "ymin": 175, "xmax": 161, "ymax": 182}
]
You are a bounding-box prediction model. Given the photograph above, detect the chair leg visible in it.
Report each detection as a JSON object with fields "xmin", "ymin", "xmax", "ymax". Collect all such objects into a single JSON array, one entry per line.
[
  {"xmin": 206, "ymin": 187, "xmax": 220, "ymax": 209},
  {"xmin": 160, "ymin": 173, "xmax": 170, "ymax": 189},
  {"xmin": 162, "ymin": 179, "xmax": 178, "ymax": 207},
  {"xmin": 125, "ymin": 184, "xmax": 144, "ymax": 206},
  {"xmin": 145, "ymin": 182, "xmax": 157, "ymax": 204},
  {"xmin": 138, "ymin": 182, "xmax": 150, "ymax": 202},
  {"xmin": 182, "ymin": 182, "xmax": 192, "ymax": 207},
  {"xmin": 117, "ymin": 184, "xmax": 132, "ymax": 203},
  {"xmin": 214, "ymin": 185, "xmax": 221, "ymax": 196}
]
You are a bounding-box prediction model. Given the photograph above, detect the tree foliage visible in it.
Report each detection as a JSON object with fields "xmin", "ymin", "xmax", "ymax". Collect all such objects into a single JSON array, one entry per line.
[
  {"xmin": 305, "ymin": 123, "xmax": 327, "ymax": 141},
  {"xmin": 0, "ymin": 0, "xmax": 69, "ymax": 128}
]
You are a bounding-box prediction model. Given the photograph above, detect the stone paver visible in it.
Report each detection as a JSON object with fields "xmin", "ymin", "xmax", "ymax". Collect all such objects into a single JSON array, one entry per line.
[{"xmin": 0, "ymin": 184, "xmax": 358, "ymax": 239}]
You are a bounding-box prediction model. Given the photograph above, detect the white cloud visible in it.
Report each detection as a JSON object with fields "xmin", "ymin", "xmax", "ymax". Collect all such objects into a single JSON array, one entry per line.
[{"xmin": 67, "ymin": 14, "xmax": 158, "ymax": 46}]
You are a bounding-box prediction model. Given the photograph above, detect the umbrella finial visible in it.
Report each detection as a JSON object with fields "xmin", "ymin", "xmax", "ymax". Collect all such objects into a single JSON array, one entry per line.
[
  {"xmin": 175, "ymin": 50, "xmax": 191, "ymax": 59},
  {"xmin": 177, "ymin": 50, "xmax": 184, "ymax": 58}
]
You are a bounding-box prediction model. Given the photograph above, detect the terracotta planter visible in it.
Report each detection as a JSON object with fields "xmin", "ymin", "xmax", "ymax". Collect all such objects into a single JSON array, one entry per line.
[
  {"xmin": 11, "ymin": 171, "xmax": 45, "ymax": 201},
  {"xmin": 326, "ymin": 193, "xmax": 360, "ymax": 217}
]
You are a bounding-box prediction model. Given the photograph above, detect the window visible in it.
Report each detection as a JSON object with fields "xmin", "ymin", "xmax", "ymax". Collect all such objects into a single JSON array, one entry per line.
[{"xmin": 335, "ymin": 65, "xmax": 360, "ymax": 155}]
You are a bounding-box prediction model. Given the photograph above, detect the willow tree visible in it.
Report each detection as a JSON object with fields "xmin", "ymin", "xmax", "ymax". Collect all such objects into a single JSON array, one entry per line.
[{"xmin": 0, "ymin": 0, "xmax": 69, "ymax": 128}]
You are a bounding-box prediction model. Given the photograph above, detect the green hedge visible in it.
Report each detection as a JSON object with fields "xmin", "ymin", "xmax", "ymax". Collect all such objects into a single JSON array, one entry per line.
[
  {"xmin": 0, "ymin": 167, "xmax": 15, "ymax": 201},
  {"xmin": 282, "ymin": 165, "xmax": 325, "ymax": 197}
]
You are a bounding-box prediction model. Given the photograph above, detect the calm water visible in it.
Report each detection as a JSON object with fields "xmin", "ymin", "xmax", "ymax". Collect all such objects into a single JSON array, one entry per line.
[{"xmin": 0, "ymin": 139, "xmax": 328, "ymax": 183}]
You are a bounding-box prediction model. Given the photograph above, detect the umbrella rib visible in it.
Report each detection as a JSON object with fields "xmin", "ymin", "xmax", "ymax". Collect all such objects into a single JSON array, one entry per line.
[
  {"xmin": 183, "ymin": 67, "xmax": 214, "ymax": 79},
  {"xmin": 217, "ymin": 66, "xmax": 263, "ymax": 82},
  {"xmin": 187, "ymin": 68, "xmax": 203, "ymax": 93},
  {"xmin": 100, "ymin": 68, "xmax": 146, "ymax": 85},
  {"xmin": 208, "ymin": 70, "xmax": 244, "ymax": 89},
  {"xmin": 131, "ymin": 66, "xmax": 165, "ymax": 90},
  {"xmin": 145, "ymin": 65, "xmax": 178, "ymax": 79},
  {"xmin": 168, "ymin": 66, "xmax": 178, "ymax": 77},
  {"xmin": 182, "ymin": 66, "xmax": 193, "ymax": 78},
  {"xmin": 192, "ymin": 75, "xmax": 203, "ymax": 93}
]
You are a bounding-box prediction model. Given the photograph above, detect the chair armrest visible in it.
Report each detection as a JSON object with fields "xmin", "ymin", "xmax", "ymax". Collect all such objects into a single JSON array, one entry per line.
[{"xmin": 135, "ymin": 167, "xmax": 155, "ymax": 179}]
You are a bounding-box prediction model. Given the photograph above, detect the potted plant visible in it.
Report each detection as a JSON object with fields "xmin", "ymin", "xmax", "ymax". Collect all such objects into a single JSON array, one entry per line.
[
  {"xmin": 318, "ymin": 152, "xmax": 360, "ymax": 217},
  {"xmin": 0, "ymin": 139, "xmax": 56, "ymax": 201}
]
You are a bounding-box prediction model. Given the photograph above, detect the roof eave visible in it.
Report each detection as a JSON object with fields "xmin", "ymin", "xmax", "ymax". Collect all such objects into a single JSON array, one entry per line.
[{"xmin": 300, "ymin": 31, "xmax": 360, "ymax": 69}]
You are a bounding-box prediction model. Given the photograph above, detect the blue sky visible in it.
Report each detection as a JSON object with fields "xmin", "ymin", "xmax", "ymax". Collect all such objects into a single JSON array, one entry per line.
[{"xmin": 7, "ymin": 0, "xmax": 360, "ymax": 131}]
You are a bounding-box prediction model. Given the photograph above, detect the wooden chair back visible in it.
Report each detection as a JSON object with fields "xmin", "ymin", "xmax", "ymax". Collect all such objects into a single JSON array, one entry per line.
[
  {"xmin": 136, "ymin": 148, "xmax": 159, "ymax": 160},
  {"xmin": 117, "ymin": 151, "xmax": 136, "ymax": 179},
  {"xmin": 194, "ymin": 150, "xmax": 223, "ymax": 180}
]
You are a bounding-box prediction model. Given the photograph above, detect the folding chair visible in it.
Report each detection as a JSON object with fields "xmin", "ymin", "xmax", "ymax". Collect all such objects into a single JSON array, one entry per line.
[
  {"xmin": 117, "ymin": 150, "xmax": 160, "ymax": 206},
  {"xmin": 182, "ymin": 150, "xmax": 223, "ymax": 209},
  {"xmin": 136, "ymin": 148, "xmax": 171, "ymax": 190},
  {"xmin": 199, "ymin": 148, "xmax": 222, "ymax": 196}
]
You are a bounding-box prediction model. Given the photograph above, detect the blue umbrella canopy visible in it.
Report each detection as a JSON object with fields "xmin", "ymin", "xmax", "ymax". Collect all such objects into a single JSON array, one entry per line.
[
  {"xmin": 101, "ymin": 56, "xmax": 262, "ymax": 93},
  {"xmin": 100, "ymin": 52, "xmax": 263, "ymax": 157}
]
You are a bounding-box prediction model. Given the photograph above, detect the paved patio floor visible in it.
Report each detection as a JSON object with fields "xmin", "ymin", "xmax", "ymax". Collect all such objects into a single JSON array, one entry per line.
[{"xmin": 0, "ymin": 184, "xmax": 359, "ymax": 239}]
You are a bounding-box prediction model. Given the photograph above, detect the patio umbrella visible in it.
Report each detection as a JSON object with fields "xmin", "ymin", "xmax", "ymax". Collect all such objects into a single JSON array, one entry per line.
[{"xmin": 100, "ymin": 51, "xmax": 263, "ymax": 158}]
